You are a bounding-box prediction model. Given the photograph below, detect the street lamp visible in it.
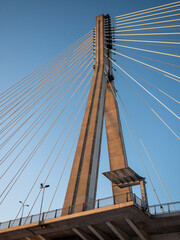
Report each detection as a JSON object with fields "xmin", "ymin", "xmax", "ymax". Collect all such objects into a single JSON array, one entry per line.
[
  {"xmin": 19, "ymin": 201, "xmax": 29, "ymax": 219},
  {"xmin": 19, "ymin": 201, "xmax": 29, "ymax": 225},
  {"xmin": 39, "ymin": 183, "xmax": 50, "ymax": 225}
]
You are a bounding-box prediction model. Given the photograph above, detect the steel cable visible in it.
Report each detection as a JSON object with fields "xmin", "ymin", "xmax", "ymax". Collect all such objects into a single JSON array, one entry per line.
[
  {"xmin": 0, "ymin": 62, "xmax": 93, "ymax": 203},
  {"xmin": 13, "ymin": 74, "xmax": 92, "ymax": 221},
  {"xmin": 111, "ymin": 50, "xmax": 180, "ymax": 82},
  {"xmin": 111, "ymin": 62, "xmax": 180, "ymax": 141},
  {"xmin": 0, "ymin": 30, "xmax": 93, "ymax": 101},
  {"xmin": 0, "ymin": 39, "xmax": 93, "ymax": 134},
  {"xmin": 0, "ymin": 54, "xmax": 94, "ymax": 166},
  {"xmin": 112, "ymin": 1, "xmax": 180, "ymax": 19},
  {"xmin": 0, "ymin": 36, "xmax": 93, "ymax": 120}
]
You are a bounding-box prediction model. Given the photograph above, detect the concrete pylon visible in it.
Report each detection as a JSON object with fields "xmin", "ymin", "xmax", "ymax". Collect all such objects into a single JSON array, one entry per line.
[{"xmin": 62, "ymin": 14, "xmax": 130, "ymax": 214}]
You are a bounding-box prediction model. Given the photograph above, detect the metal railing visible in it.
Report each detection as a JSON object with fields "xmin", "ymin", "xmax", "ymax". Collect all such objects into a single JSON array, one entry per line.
[
  {"xmin": 1, "ymin": 195, "xmax": 178, "ymax": 230},
  {"xmin": 149, "ymin": 201, "xmax": 180, "ymax": 215},
  {"xmin": 0, "ymin": 192, "xmax": 140, "ymax": 230}
]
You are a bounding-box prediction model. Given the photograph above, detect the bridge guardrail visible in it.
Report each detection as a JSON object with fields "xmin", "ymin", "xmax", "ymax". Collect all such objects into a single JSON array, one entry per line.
[
  {"xmin": 1, "ymin": 193, "xmax": 179, "ymax": 230},
  {"xmin": 0, "ymin": 192, "xmax": 137, "ymax": 230},
  {"xmin": 149, "ymin": 201, "xmax": 180, "ymax": 215}
]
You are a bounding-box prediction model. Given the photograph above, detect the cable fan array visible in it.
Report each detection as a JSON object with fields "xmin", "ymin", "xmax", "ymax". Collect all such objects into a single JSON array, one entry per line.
[
  {"xmin": 0, "ymin": 30, "xmax": 95, "ymax": 220},
  {"xmin": 104, "ymin": 1, "xmax": 180, "ymax": 210},
  {"xmin": 105, "ymin": 1, "xmax": 180, "ymax": 138}
]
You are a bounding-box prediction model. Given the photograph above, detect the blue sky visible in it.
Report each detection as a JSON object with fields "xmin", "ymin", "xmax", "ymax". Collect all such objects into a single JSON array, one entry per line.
[{"xmin": 0, "ymin": 0, "xmax": 179, "ymax": 222}]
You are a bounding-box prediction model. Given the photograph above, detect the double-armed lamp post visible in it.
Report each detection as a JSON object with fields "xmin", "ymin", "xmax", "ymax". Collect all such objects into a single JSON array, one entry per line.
[
  {"xmin": 39, "ymin": 183, "xmax": 50, "ymax": 225},
  {"xmin": 19, "ymin": 201, "xmax": 29, "ymax": 219}
]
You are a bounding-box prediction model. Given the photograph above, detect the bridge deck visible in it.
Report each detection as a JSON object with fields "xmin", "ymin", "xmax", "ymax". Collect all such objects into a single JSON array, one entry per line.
[{"xmin": 0, "ymin": 201, "xmax": 180, "ymax": 240}]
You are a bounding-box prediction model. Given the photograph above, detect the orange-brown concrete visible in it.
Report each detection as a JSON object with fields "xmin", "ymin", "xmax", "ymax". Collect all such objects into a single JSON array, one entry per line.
[
  {"xmin": 105, "ymin": 82, "xmax": 131, "ymax": 201},
  {"xmin": 63, "ymin": 15, "xmax": 108, "ymax": 213},
  {"xmin": 63, "ymin": 13, "xmax": 133, "ymax": 213}
]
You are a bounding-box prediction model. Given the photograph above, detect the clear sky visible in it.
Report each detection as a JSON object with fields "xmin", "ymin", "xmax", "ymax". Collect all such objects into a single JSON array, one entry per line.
[{"xmin": 0, "ymin": 0, "xmax": 179, "ymax": 222}]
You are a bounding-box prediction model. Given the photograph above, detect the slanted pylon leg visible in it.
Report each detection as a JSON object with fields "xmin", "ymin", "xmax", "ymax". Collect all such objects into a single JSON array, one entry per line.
[
  {"xmin": 62, "ymin": 14, "xmax": 108, "ymax": 214},
  {"xmin": 105, "ymin": 81, "xmax": 131, "ymax": 203}
]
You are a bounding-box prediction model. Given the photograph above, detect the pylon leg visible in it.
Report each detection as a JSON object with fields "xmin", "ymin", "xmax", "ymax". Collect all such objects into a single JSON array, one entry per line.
[
  {"xmin": 105, "ymin": 82, "xmax": 131, "ymax": 202},
  {"xmin": 62, "ymin": 15, "xmax": 107, "ymax": 214}
]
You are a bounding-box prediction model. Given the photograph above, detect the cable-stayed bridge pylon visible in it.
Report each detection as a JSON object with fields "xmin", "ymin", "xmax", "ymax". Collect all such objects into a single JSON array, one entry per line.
[{"xmin": 0, "ymin": 1, "xmax": 180, "ymax": 239}]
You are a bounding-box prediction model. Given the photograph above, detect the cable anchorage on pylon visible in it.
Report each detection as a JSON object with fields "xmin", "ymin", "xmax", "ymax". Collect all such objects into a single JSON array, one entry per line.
[{"xmin": 104, "ymin": 14, "xmax": 114, "ymax": 82}]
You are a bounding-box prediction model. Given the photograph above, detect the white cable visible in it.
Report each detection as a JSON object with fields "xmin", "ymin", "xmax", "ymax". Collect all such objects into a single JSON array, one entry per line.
[
  {"xmin": 111, "ymin": 38, "xmax": 180, "ymax": 45},
  {"xmin": 110, "ymin": 62, "xmax": 180, "ymax": 142},
  {"xmin": 109, "ymin": 83, "xmax": 164, "ymax": 211},
  {"xmin": 113, "ymin": 24, "xmax": 180, "ymax": 33},
  {"xmin": 116, "ymin": 88, "xmax": 175, "ymax": 209},
  {"xmin": 114, "ymin": 8, "xmax": 180, "ymax": 24},
  {"xmin": 112, "ymin": 43, "xmax": 180, "ymax": 58},
  {"xmin": 109, "ymin": 58, "xmax": 180, "ymax": 120},
  {"xmin": 111, "ymin": 50, "xmax": 180, "ymax": 82},
  {"xmin": 113, "ymin": 1, "xmax": 180, "ymax": 19}
]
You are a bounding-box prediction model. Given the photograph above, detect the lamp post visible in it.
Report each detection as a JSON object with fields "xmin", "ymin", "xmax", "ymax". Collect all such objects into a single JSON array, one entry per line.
[
  {"xmin": 19, "ymin": 201, "xmax": 29, "ymax": 225},
  {"xmin": 39, "ymin": 183, "xmax": 50, "ymax": 225}
]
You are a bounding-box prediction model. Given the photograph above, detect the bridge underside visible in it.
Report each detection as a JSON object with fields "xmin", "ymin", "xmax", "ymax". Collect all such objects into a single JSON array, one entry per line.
[{"xmin": 1, "ymin": 204, "xmax": 180, "ymax": 240}]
